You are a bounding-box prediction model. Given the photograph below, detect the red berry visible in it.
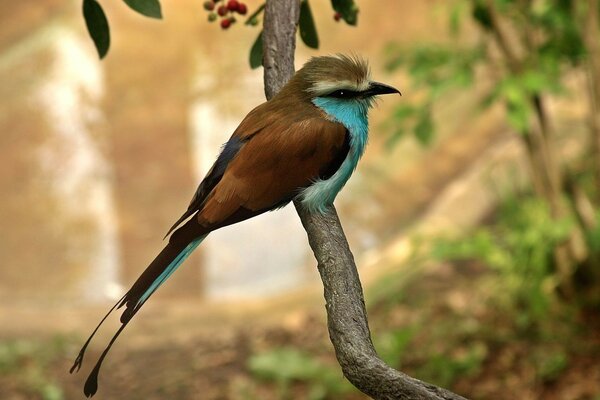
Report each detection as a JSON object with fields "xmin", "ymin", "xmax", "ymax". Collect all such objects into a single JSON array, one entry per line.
[
  {"xmin": 221, "ymin": 18, "xmax": 232, "ymax": 29},
  {"xmin": 203, "ymin": 1, "xmax": 215, "ymax": 11},
  {"xmin": 227, "ymin": 0, "xmax": 239, "ymax": 11},
  {"xmin": 237, "ymin": 3, "xmax": 247, "ymax": 15},
  {"xmin": 334, "ymin": 12, "xmax": 342, "ymax": 22},
  {"xmin": 217, "ymin": 5, "xmax": 227, "ymax": 16}
]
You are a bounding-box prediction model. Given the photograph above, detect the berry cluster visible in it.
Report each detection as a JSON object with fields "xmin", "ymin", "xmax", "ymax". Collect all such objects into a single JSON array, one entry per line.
[
  {"xmin": 333, "ymin": 12, "xmax": 342, "ymax": 22},
  {"xmin": 204, "ymin": 0, "xmax": 248, "ymax": 29}
]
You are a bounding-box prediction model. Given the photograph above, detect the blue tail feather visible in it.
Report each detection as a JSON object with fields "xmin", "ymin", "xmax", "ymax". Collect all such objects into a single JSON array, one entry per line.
[
  {"xmin": 136, "ymin": 235, "xmax": 206, "ymax": 307},
  {"xmin": 72, "ymin": 232, "xmax": 208, "ymax": 397}
]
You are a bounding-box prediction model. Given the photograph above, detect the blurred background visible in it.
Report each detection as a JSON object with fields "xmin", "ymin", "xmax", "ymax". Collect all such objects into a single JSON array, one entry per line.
[{"xmin": 1, "ymin": 0, "xmax": 599, "ymax": 399}]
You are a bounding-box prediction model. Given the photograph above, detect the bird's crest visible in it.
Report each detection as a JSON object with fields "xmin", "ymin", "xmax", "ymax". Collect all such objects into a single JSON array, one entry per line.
[{"xmin": 281, "ymin": 54, "xmax": 372, "ymax": 98}]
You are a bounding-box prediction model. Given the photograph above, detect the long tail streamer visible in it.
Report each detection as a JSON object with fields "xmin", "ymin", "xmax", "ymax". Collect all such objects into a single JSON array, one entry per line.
[{"xmin": 70, "ymin": 235, "xmax": 206, "ymax": 397}]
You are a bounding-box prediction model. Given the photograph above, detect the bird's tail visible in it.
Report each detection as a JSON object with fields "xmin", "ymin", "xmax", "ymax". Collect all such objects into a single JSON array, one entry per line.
[{"xmin": 70, "ymin": 220, "xmax": 206, "ymax": 397}]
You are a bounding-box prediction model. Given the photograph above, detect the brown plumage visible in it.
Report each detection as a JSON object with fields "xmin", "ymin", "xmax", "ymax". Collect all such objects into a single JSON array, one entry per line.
[
  {"xmin": 198, "ymin": 105, "xmax": 347, "ymax": 224},
  {"xmin": 71, "ymin": 54, "xmax": 398, "ymax": 397}
]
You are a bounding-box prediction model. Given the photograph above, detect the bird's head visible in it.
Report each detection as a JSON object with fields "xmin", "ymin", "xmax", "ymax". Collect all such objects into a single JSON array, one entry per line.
[
  {"xmin": 279, "ymin": 54, "xmax": 400, "ymax": 125},
  {"xmin": 301, "ymin": 54, "xmax": 400, "ymax": 101}
]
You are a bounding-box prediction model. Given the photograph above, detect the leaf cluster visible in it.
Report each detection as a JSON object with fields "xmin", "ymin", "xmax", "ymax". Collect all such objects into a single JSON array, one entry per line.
[
  {"xmin": 247, "ymin": 347, "xmax": 354, "ymax": 400},
  {"xmin": 386, "ymin": 0, "xmax": 591, "ymax": 144},
  {"xmin": 82, "ymin": 0, "xmax": 359, "ymax": 63},
  {"xmin": 430, "ymin": 196, "xmax": 573, "ymax": 327},
  {"xmin": 250, "ymin": 0, "xmax": 359, "ymax": 69},
  {"xmin": 0, "ymin": 337, "xmax": 71, "ymax": 400},
  {"xmin": 385, "ymin": 44, "xmax": 483, "ymax": 146},
  {"xmin": 83, "ymin": 0, "xmax": 162, "ymax": 59}
]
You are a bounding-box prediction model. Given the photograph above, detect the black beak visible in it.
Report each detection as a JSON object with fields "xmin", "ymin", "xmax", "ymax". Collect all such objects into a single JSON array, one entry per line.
[{"xmin": 364, "ymin": 81, "xmax": 401, "ymax": 97}]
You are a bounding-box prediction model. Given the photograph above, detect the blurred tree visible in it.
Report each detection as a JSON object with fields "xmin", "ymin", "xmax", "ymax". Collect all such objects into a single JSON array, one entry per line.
[
  {"xmin": 386, "ymin": 0, "xmax": 600, "ymax": 300},
  {"xmin": 580, "ymin": 1, "xmax": 600, "ymax": 193}
]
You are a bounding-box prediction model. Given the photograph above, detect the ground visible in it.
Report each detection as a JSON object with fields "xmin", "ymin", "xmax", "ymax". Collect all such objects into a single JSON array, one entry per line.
[{"xmin": 2, "ymin": 260, "xmax": 598, "ymax": 400}]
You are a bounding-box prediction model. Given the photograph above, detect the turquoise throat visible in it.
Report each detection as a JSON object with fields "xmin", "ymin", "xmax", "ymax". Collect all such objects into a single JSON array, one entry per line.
[{"xmin": 300, "ymin": 97, "xmax": 371, "ymax": 214}]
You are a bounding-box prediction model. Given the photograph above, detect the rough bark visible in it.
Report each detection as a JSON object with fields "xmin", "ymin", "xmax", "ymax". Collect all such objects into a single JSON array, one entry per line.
[
  {"xmin": 262, "ymin": 0, "xmax": 300, "ymax": 100},
  {"xmin": 294, "ymin": 208, "xmax": 468, "ymax": 400},
  {"xmin": 261, "ymin": 1, "xmax": 468, "ymax": 399}
]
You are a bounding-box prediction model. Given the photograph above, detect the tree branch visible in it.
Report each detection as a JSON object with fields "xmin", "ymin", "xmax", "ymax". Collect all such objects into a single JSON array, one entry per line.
[
  {"xmin": 261, "ymin": 1, "xmax": 468, "ymax": 399},
  {"xmin": 262, "ymin": 0, "xmax": 300, "ymax": 99},
  {"xmin": 294, "ymin": 208, "xmax": 468, "ymax": 400}
]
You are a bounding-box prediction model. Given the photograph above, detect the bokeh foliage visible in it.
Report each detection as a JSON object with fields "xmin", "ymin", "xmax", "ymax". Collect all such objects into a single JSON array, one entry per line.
[
  {"xmin": 386, "ymin": 0, "xmax": 587, "ymax": 142},
  {"xmin": 386, "ymin": 0, "xmax": 600, "ymax": 304}
]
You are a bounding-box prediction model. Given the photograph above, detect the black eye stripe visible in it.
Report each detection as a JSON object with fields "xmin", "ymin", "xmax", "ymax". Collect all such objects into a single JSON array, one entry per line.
[{"xmin": 326, "ymin": 89, "xmax": 360, "ymax": 98}]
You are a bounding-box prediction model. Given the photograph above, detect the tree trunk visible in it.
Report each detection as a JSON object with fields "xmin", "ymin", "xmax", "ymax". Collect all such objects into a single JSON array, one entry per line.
[
  {"xmin": 487, "ymin": 1, "xmax": 581, "ymax": 291},
  {"xmin": 261, "ymin": 1, "xmax": 468, "ymax": 398},
  {"xmin": 582, "ymin": 0, "xmax": 600, "ymax": 193}
]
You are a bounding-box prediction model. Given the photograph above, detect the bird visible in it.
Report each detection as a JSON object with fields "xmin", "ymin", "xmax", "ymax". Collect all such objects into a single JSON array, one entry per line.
[{"xmin": 70, "ymin": 54, "xmax": 400, "ymax": 397}]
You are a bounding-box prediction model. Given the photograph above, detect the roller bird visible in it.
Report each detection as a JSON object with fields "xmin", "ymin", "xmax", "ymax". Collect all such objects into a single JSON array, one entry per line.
[{"xmin": 71, "ymin": 54, "xmax": 400, "ymax": 396}]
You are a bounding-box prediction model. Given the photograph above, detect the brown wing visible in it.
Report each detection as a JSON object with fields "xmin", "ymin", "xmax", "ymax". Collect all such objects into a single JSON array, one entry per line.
[
  {"xmin": 197, "ymin": 115, "xmax": 349, "ymax": 227},
  {"xmin": 164, "ymin": 102, "xmax": 280, "ymax": 237}
]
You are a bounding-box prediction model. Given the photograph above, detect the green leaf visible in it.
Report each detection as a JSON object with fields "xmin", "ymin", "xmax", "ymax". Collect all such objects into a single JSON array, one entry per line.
[
  {"xmin": 249, "ymin": 30, "xmax": 263, "ymax": 69},
  {"xmin": 299, "ymin": 0, "xmax": 319, "ymax": 49},
  {"xmin": 384, "ymin": 104, "xmax": 418, "ymax": 149},
  {"xmin": 393, "ymin": 104, "xmax": 418, "ymax": 120},
  {"xmin": 123, "ymin": 0, "xmax": 162, "ymax": 19},
  {"xmin": 248, "ymin": 347, "xmax": 353, "ymax": 396},
  {"xmin": 331, "ymin": 0, "xmax": 358, "ymax": 26},
  {"xmin": 448, "ymin": 3, "xmax": 464, "ymax": 36},
  {"xmin": 244, "ymin": 3, "xmax": 265, "ymax": 25},
  {"xmin": 83, "ymin": 0, "xmax": 110, "ymax": 59},
  {"xmin": 521, "ymin": 70, "xmax": 548, "ymax": 93},
  {"xmin": 472, "ymin": 1, "xmax": 492, "ymax": 30},
  {"xmin": 496, "ymin": 76, "xmax": 532, "ymax": 134},
  {"xmin": 386, "ymin": 126, "xmax": 408, "ymax": 149},
  {"xmin": 414, "ymin": 109, "xmax": 434, "ymax": 145},
  {"xmin": 249, "ymin": 348, "xmax": 321, "ymax": 381},
  {"xmin": 506, "ymin": 101, "xmax": 531, "ymax": 134}
]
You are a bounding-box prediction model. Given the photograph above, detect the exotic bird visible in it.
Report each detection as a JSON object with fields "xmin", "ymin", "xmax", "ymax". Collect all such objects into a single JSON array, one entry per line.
[{"xmin": 71, "ymin": 54, "xmax": 400, "ymax": 396}]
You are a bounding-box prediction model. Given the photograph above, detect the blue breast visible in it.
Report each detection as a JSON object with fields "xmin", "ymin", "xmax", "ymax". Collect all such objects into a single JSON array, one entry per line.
[{"xmin": 300, "ymin": 97, "xmax": 370, "ymax": 214}]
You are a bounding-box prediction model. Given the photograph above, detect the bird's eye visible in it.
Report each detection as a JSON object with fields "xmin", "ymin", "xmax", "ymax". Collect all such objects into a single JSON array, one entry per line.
[{"xmin": 328, "ymin": 89, "xmax": 357, "ymax": 98}]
